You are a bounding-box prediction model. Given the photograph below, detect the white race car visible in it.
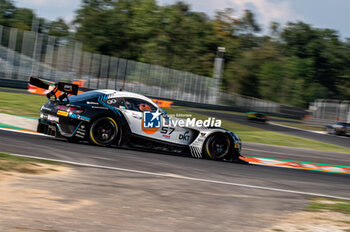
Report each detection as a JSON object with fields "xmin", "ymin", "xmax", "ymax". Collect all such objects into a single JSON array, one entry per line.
[{"xmin": 32, "ymin": 77, "xmax": 246, "ymax": 162}]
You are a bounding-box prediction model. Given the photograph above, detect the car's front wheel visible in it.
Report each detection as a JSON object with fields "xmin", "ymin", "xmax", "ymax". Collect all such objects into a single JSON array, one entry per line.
[
  {"xmin": 89, "ymin": 117, "xmax": 119, "ymax": 146},
  {"xmin": 203, "ymin": 133, "xmax": 232, "ymax": 160}
]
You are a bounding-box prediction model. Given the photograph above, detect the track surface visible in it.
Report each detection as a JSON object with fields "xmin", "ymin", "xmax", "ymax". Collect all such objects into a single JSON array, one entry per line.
[
  {"xmin": 187, "ymin": 108, "xmax": 350, "ymax": 148},
  {"xmin": 1, "ymin": 130, "xmax": 349, "ymax": 199}
]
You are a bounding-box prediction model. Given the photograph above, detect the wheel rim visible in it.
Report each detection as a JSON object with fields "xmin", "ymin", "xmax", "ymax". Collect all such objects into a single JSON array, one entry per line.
[
  {"xmin": 207, "ymin": 134, "xmax": 230, "ymax": 159},
  {"xmin": 91, "ymin": 118, "xmax": 117, "ymax": 145}
]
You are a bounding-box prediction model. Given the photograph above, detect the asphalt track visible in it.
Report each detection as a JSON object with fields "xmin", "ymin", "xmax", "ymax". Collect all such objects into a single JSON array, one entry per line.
[
  {"xmin": 0, "ymin": 129, "xmax": 349, "ymax": 200},
  {"xmin": 186, "ymin": 108, "xmax": 350, "ymax": 148}
]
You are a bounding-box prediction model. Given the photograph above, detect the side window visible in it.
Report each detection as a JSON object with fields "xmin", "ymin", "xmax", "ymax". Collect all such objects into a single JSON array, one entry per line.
[
  {"xmin": 105, "ymin": 98, "xmax": 126, "ymax": 109},
  {"xmin": 124, "ymin": 98, "xmax": 157, "ymax": 112}
]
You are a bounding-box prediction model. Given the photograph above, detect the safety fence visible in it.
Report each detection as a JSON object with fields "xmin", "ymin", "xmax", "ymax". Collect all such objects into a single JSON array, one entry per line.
[
  {"xmin": 0, "ymin": 25, "xmax": 304, "ymax": 116},
  {"xmin": 310, "ymin": 99, "xmax": 350, "ymax": 123}
]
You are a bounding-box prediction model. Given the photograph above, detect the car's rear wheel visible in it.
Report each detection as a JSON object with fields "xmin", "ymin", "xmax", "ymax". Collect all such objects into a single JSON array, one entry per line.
[
  {"xmin": 203, "ymin": 133, "xmax": 231, "ymax": 160},
  {"xmin": 89, "ymin": 117, "xmax": 119, "ymax": 146}
]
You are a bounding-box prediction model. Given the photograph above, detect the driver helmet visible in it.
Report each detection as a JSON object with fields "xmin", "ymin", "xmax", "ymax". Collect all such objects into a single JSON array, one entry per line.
[{"xmin": 139, "ymin": 103, "xmax": 151, "ymax": 111}]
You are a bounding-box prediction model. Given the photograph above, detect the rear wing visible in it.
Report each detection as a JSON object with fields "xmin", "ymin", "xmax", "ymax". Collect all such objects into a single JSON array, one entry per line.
[{"xmin": 29, "ymin": 76, "xmax": 79, "ymax": 103}]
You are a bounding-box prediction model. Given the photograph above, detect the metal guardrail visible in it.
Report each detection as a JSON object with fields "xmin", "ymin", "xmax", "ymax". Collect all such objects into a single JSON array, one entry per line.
[{"xmin": 309, "ymin": 99, "xmax": 350, "ymax": 124}]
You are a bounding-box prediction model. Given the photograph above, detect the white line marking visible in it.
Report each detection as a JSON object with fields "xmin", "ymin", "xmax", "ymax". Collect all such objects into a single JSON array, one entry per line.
[
  {"xmin": 8, "ymin": 153, "xmax": 350, "ymax": 201},
  {"xmin": 244, "ymin": 142, "xmax": 350, "ymax": 155},
  {"xmin": 268, "ymin": 122, "xmax": 324, "ymax": 133},
  {"xmin": 268, "ymin": 122, "xmax": 350, "ymax": 138}
]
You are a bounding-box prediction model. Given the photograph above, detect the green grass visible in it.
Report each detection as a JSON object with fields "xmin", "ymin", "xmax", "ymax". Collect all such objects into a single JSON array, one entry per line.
[
  {"xmin": 271, "ymin": 121, "xmax": 325, "ymax": 132},
  {"xmin": 0, "ymin": 153, "xmax": 63, "ymax": 174},
  {"xmin": 0, "ymin": 87, "xmax": 27, "ymax": 92},
  {"xmin": 0, "ymin": 91, "xmax": 46, "ymax": 117},
  {"xmin": 166, "ymin": 108, "xmax": 350, "ymax": 153},
  {"xmin": 307, "ymin": 198, "xmax": 350, "ymax": 214}
]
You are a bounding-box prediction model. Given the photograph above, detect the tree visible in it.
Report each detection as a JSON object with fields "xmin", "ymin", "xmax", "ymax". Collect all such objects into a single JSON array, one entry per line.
[
  {"xmin": 0, "ymin": 0, "xmax": 15, "ymax": 26},
  {"xmin": 281, "ymin": 22, "xmax": 347, "ymax": 100},
  {"xmin": 9, "ymin": 8, "xmax": 35, "ymax": 30},
  {"xmin": 48, "ymin": 18, "xmax": 69, "ymax": 38},
  {"xmin": 74, "ymin": 0, "xmax": 115, "ymax": 54}
]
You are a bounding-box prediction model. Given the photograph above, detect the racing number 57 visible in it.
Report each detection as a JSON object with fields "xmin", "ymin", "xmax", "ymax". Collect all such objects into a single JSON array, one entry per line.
[{"xmin": 160, "ymin": 127, "xmax": 175, "ymax": 135}]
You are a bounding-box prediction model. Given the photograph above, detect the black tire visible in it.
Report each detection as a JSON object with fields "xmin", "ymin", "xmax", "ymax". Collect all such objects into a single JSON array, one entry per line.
[
  {"xmin": 203, "ymin": 133, "xmax": 232, "ymax": 161},
  {"xmin": 89, "ymin": 117, "xmax": 119, "ymax": 146}
]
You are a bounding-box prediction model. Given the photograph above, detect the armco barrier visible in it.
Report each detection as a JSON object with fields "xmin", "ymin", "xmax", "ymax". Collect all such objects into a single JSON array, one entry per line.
[{"xmin": 0, "ymin": 78, "xmax": 27, "ymax": 89}]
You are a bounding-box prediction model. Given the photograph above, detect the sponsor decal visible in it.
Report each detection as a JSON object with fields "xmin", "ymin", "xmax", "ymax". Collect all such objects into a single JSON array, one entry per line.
[
  {"xmin": 142, "ymin": 110, "xmax": 161, "ymax": 134},
  {"xmin": 107, "ymin": 99, "xmax": 117, "ymax": 105},
  {"xmin": 79, "ymin": 116, "xmax": 90, "ymax": 122},
  {"xmin": 68, "ymin": 112, "xmax": 91, "ymax": 122},
  {"xmin": 179, "ymin": 131, "xmax": 190, "ymax": 141},
  {"xmin": 64, "ymin": 84, "xmax": 72, "ymax": 91},
  {"xmin": 48, "ymin": 115, "xmax": 59, "ymax": 122},
  {"xmin": 69, "ymin": 112, "xmax": 78, "ymax": 119},
  {"xmin": 86, "ymin": 101, "xmax": 99, "ymax": 105},
  {"xmin": 92, "ymin": 106, "xmax": 108, "ymax": 109},
  {"xmin": 75, "ymin": 124, "xmax": 86, "ymax": 138},
  {"xmin": 41, "ymin": 106, "xmax": 52, "ymax": 111},
  {"xmin": 57, "ymin": 110, "xmax": 68, "ymax": 117},
  {"xmin": 164, "ymin": 117, "xmax": 221, "ymax": 128},
  {"xmin": 162, "ymin": 134, "xmax": 170, "ymax": 139}
]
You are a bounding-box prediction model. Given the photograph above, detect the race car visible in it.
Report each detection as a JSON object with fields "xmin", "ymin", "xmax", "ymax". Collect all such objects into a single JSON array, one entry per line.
[
  {"xmin": 326, "ymin": 122, "xmax": 350, "ymax": 136},
  {"xmin": 247, "ymin": 111, "xmax": 268, "ymax": 122},
  {"xmin": 30, "ymin": 77, "xmax": 246, "ymax": 163}
]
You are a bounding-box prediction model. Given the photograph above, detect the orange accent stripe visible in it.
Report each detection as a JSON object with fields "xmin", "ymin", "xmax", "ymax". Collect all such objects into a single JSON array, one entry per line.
[
  {"xmin": 1, "ymin": 128, "xmax": 40, "ymax": 134},
  {"xmin": 241, "ymin": 156, "xmax": 350, "ymax": 174}
]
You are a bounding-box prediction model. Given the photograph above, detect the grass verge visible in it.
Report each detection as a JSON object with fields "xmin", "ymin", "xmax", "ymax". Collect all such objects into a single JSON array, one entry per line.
[
  {"xmin": 0, "ymin": 153, "xmax": 64, "ymax": 174},
  {"xmin": 166, "ymin": 108, "xmax": 350, "ymax": 153},
  {"xmin": 307, "ymin": 198, "xmax": 350, "ymax": 214},
  {"xmin": 0, "ymin": 87, "xmax": 28, "ymax": 92},
  {"xmin": 0, "ymin": 91, "xmax": 46, "ymax": 117}
]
